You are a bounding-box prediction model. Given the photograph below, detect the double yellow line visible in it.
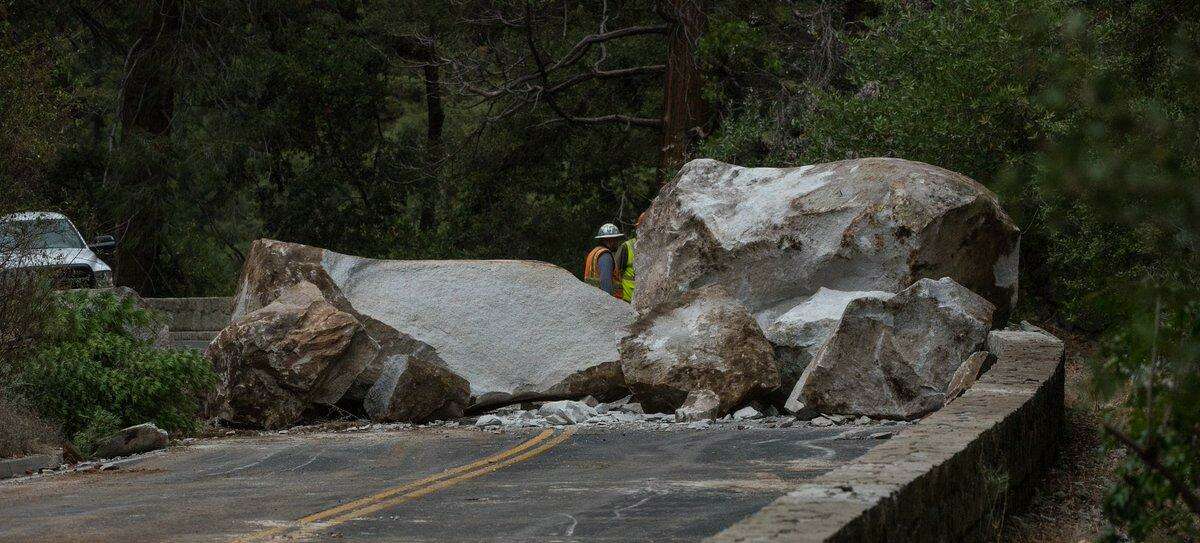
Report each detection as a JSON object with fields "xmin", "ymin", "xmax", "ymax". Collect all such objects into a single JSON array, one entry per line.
[{"xmin": 235, "ymin": 427, "xmax": 575, "ymax": 542}]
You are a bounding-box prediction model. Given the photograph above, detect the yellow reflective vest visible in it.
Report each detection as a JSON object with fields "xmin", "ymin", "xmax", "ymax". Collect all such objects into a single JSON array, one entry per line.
[{"xmin": 618, "ymin": 238, "xmax": 636, "ymax": 302}]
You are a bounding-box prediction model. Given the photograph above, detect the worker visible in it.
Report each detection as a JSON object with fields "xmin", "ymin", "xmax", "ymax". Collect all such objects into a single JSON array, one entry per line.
[
  {"xmin": 584, "ymin": 223, "xmax": 625, "ymax": 299},
  {"xmin": 613, "ymin": 212, "xmax": 645, "ymax": 302}
]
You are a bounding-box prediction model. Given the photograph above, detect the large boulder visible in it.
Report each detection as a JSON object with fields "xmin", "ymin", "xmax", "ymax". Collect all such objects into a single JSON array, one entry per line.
[
  {"xmin": 206, "ymin": 282, "xmax": 379, "ymax": 429},
  {"xmin": 789, "ymin": 278, "xmax": 995, "ymax": 419},
  {"xmin": 619, "ymin": 286, "xmax": 779, "ymax": 415},
  {"xmin": 764, "ymin": 288, "xmax": 894, "ymax": 391},
  {"xmin": 211, "ymin": 241, "xmax": 474, "ymax": 427},
  {"xmin": 634, "ymin": 158, "xmax": 1020, "ymax": 323},
  {"xmin": 230, "ymin": 239, "xmax": 633, "ymax": 410}
]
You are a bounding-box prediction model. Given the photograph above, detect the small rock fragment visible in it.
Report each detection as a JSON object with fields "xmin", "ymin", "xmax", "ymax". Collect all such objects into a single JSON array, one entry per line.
[
  {"xmin": 675, "ymin": 389, "xmax": 721, "ymax": 422},
  {"xmin": 732, "ymin": 406, "xmax": 763, "ymax": 420},
  {"xmin": 605, "ymin": 395, "xmax": 632, "ymax": 408},
  {"xmin": 475, "ymin": 415, "xmax": 503, "ymax": 427},
  {"xmin": 787, "ymin": 402, "xmax": 820, "ymax": 421},
  {"xmin": 617, "ymin": 403, "xmax": 645, "ymax": 415},
  {"xmin": 493, "ymin": 404, "xmax": 521, "ymax": 416},
  {"xmin": 537, "ymin": 400, "xmax": 596, "ymax": 425},
  {"xmin": 945, "ymin": 351, "xmax": 991, "ymax": 403},
  {"xmin": 869, "ymin": 431, "xmax": 893, "ymax": 440},
  {"xmin": 811, "ymin": 416, "xmax": 834, "ymax": 428}
]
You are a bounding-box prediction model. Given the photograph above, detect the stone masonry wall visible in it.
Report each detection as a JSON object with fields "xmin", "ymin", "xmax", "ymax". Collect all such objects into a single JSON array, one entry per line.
[{"xmin": 708, "ymin": 330, "xmax": 1065, "ymax": 543}]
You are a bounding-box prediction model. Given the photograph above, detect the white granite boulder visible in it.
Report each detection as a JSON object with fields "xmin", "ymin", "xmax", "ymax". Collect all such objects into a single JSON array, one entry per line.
[
  {"xmin": 619, "ymin": 286, "xmax": 779, "ymax": 416},
  {"xmin": 789, "ymin": 278, "xmax": 996, "ymax": 419},
  {"xmin": 634, "ymin": 158, "xmax": 1020, "ymax": 323}
]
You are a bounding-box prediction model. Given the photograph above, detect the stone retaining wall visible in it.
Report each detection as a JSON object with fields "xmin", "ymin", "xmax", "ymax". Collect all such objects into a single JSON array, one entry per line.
[
  {"xmin": 0, "ymin": 452, "xmax": 63, "ymax": 480},
  {"xmin": 708, "ymin": 330, "xmax": 1066, "ymax": 543},
  {"xmin": 143, "ymin": 297, "xmax": 233, "ymax": 349}
]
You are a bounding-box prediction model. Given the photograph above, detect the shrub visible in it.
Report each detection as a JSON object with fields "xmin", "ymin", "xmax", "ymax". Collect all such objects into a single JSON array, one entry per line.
[{"xmin": 12, "ymin": 291, "xmax": 217, "ymax": 455}]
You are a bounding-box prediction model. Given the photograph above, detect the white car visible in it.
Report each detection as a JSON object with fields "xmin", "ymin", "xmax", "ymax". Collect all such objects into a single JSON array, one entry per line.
[{"xmin": 0, "ymin": 211, "xmax": 116, "ymax": 288}]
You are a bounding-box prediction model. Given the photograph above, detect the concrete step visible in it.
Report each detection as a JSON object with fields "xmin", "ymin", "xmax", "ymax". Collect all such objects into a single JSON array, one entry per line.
[{"xmin": 167, "ymin": 330, "xmax": 219, "ymax": 350}]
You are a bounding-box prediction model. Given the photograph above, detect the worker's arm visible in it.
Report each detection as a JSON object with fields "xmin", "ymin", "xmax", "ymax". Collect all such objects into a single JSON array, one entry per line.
[{"xmin": 598, "ymin": 252, "xmax": 616, "ymax": 295}]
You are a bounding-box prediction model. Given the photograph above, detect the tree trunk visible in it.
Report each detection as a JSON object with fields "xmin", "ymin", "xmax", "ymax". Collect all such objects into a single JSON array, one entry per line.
[
  {"xmin": 421, "ymin": 33, "xmax": 448, "ymax": 232},
  {"xmin": 424, "ymin": 63, "xmax": 445, "ymax": 161},
  {"xmin": 114, "ymin": 0, "xmax": 178, "ymax": 293},
  {"xmin": 120, "ymin": 0, "xmax": 177, "ymax": 137},
  {"xmin": 656, "ymin": 0, "xmax": 708, "ymax": 184}
]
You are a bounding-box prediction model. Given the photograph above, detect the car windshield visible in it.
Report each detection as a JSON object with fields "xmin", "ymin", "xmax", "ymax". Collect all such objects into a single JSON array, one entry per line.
[{"xmin": 0, "ymin": 218, "xmax": 86, "ymax": 250}]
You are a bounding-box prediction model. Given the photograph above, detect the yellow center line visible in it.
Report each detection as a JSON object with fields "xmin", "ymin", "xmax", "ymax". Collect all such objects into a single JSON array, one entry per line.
[
  {"xmin": 314, "ymin": 427, "xmax": 576, "ymax": 530},
  {"xmin": 235, "ymin": 428, "xmax": 560, "ymax": 543}
]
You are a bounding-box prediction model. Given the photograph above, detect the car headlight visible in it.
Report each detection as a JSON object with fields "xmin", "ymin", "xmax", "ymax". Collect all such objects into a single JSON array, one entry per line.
[{"xmin": 94, "ymin": 269, "xmax": 114, "ymax": 287}]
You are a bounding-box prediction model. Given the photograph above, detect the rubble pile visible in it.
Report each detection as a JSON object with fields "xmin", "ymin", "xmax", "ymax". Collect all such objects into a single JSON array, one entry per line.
[
  {"xmin": 628, "ymin": 157, "xmax": 1032, "ymax": 422},
  {"xmin": 203, "ymin": 156, "xmax": 1052, "ymax": 430}
]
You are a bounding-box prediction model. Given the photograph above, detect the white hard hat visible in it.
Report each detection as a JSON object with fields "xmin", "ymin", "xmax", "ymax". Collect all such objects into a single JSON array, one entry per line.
[{"xmin": 595, "ymin": 223, "xmax": 624, "ymax": 239}]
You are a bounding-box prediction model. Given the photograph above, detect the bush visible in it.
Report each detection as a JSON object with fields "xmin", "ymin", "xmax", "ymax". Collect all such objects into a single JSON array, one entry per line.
[{"xmin": 11, "ymin": 291, "xmax": 217, "ymax": 455}]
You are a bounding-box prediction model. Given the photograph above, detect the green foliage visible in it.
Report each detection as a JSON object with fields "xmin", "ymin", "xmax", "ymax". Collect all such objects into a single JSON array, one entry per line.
[
  {"xmin": 13, "ymin": 292, "xmax": 216, "ymax": 455},
  {"xmin": 1037, "ymin": 2, "xmax": 1200, "ymax": 537},
  {"xmin": 799, "ymin": 0, "xmax": 1061, "ymax": 176},
  {"xmin": 1093, "ymin": 290, "xmax": 1200, "ymax": 540}
]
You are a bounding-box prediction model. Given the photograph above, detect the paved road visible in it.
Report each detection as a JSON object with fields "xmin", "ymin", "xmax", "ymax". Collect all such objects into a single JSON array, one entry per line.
[{"xmin": 0, "ymin": 424, "xmax": 885, "ymax": 542}]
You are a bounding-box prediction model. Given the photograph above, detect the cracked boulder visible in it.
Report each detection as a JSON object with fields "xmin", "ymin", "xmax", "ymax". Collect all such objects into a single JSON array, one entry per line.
[
  {"xmin": 209, "ymin": 240, "xmax": 470, "ymax": 428},
  {"xmin": 789, "ymin": 278, "xmax": 995, "ymax": 420},
  {"xmin": 619, "ymin": 286, "xmax": 779, "ymax": 416},
  {"xmin": 764, "ymin": 288, "xmax": 895, "ymax": 393},
  {"xmin": 359, "ymin": 317, "xmax": 471, "ymax": 423},
  {"xmin": 228, "ymin": 239, "xmax": 631, "ymax": 413},
  {"xmin": 207, "ymin": 281, "xmax": 378, "ymax": 429},
  {"xmin": 634, "ymin": 158, "xmax": 1021, "ymax": 323}
]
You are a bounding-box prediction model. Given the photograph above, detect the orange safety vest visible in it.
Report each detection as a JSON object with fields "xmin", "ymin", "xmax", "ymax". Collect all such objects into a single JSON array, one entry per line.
[{"xmin": 583, "ymin": 246, "xmax": 622, "ymax": 299}]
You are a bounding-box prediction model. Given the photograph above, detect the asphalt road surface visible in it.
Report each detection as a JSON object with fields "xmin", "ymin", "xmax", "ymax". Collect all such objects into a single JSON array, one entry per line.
[{"xmin": 0, "ymin": 424, "xmax": 885, "ymax": 542}]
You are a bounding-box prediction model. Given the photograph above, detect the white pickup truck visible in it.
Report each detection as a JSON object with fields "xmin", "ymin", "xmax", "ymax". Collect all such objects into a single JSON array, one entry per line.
[{"xmin": 0, "ymin": 211, "xmax": 116, "ymax": 288}]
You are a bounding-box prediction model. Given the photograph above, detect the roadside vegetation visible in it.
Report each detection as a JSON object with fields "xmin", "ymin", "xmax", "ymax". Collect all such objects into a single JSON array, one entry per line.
[
  {"xmin": 15, "ymin": 291, "xmax": 216, "ymax": 456},
  {"xmin": 1, "ymin": 0, "xmax": 1196, "ymax": 539},
  {"xmin": 1, "ymin": 284, "xmax": 216, "ymax": 457}
]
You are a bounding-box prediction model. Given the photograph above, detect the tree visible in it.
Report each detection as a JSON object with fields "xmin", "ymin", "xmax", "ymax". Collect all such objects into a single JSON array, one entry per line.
[{"xmin": 446, "ymin": 0, "xmax": 709, "ymax": 181}]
